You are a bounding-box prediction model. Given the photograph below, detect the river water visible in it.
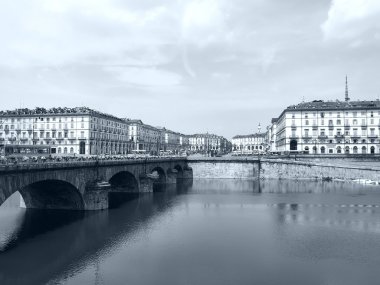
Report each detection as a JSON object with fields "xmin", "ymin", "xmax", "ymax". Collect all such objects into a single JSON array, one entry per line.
[{"xmin": 1, "ymin": 179, "xmax": 380, "ymax": 285}]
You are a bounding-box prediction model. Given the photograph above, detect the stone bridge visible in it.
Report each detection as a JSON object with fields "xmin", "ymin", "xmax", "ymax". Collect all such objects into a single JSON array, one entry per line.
[{"xmin": 0, "ymin": 158, "xmax": 192, "ymax": 210}]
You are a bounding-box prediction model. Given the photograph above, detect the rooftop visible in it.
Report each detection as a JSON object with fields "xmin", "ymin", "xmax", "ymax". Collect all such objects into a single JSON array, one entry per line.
[
  {"xmin": 286, "ymin": 99, "xmax": 380, "ymax": 111},
  {"xmin": 0, "ymin": 107, "xmax": 124, "ymax": 122},
  {"xmin": 232, "ymin": 133, "xmax": 266, "ymax": 139}
]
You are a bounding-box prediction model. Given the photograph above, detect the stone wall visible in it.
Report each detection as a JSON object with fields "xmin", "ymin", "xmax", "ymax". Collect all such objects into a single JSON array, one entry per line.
[
  {"xmin": 188, "ymin": 160, "xmax": 260, "ymax": 179},
  {"xmin": 188, "ymin": 159, "xmax": 380, "ymax": 181},
  {"xmin": 260, "ymin": 160, "xmax": 380, "ymax": 181}
]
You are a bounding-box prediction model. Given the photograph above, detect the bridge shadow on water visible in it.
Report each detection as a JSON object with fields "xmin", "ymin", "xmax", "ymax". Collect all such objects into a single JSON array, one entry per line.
[{"xmin": 0, "ymin": 180, "xmax": 193, "ymax": 285}]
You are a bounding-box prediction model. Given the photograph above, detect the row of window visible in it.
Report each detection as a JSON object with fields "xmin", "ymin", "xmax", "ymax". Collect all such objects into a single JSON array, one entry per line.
[
  {"xmin": 303, "ymin": 146, "xmax": 377, "ymax": 154},
  {"xmin": 291, "ymin": 111, "xmax": 379, "ymax": 119},
  {"xmin": 0, "ymin": 116, "xmax": 86, "ymax": 123},
  {"xmin": 0, "ymin": 122, "xmax": 86, "ymax": 130},
  {"xmin": 291, "ymin": 118, "xmax": 380, "ymax": 126}
]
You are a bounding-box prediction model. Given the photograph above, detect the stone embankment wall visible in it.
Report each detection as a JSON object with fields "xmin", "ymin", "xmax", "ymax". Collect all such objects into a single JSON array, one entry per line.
[
  {"xmin": 260, "ymin": 160, "xmax": 380, "ymax": 181},
  {"xmin": 188, "ymin": 160, "xmax": 259, "ymax": 179},
  {"xmin": 188, "ymin": 159, "xmax": 380, "ymax": 181}
]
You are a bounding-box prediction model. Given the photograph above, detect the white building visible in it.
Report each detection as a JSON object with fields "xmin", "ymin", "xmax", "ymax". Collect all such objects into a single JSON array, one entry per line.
[
  {"xmin": 160, "ymin": 128, "xmax": 189, "ymax": 153},
  {"xmin": 275, "ymin": 95, "xmax": 380, "ymax": 154},
  {"xmin": 0, "ymin": 107, "xmax": 132, "ymax": 156},
  {"xmin": 268, "ymin": 118, "xmax": 278, "ymax": 152},
  {"xmin": 189, "ymin": 133, "xmax": 231, "ymax": 155},
  {"xmin": 125, "ymin": 119, "xmax": 162, "ymax": 154},
  {"xmin": 232, "ymin": 133, "xmax": 267, "ymax": 154}
]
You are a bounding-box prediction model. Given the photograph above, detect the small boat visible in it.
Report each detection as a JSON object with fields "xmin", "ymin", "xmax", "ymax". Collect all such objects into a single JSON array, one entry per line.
[
  {"xmin": 352, "ymin": 179, "xmax": 378, "ymax": 185},
  {"xmin": 87, "ymin": 181, "xmax": 111, "ymax": 191}
]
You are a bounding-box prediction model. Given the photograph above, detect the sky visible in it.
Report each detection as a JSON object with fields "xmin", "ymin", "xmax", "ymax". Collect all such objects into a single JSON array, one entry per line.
[{"xmin": 0, "ymin": 0, "xmax": 380, "ymax": 139}]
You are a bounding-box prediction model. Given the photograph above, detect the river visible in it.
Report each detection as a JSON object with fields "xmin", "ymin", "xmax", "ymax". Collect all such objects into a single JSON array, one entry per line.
[{"xmin": 1, "ymin": 179, "xmax": 380, "ymax": 285}]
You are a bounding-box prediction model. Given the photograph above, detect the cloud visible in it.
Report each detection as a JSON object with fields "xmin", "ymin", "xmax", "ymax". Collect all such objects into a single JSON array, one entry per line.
[
  {"xmin": 322, "ymin": 0, "xmax": 380, "ymax": 44},
  {"xmin": 105, "ymin": 66, "xmax": 182, "ymax": 87}
]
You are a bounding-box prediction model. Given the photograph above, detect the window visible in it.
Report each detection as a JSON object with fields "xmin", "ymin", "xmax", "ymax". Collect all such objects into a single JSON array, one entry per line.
[
  {"xmin": 337, "ymin": 120, "xmax": 341, "ymax": 125},
  {"xmin": 305, "ymin": 120, "xmax": 309, "ymax": 125}
]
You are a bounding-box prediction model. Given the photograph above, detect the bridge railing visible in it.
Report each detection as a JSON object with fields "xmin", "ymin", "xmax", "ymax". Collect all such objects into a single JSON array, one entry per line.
[{"xmin": 0, "ymin": 156, "xmax": 187, "ymax": 171}]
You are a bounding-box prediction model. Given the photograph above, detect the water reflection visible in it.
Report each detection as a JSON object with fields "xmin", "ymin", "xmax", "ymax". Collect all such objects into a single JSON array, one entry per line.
[{"xmin": 1, "ymin": 179, "xmax": 380, "ymax": 285}]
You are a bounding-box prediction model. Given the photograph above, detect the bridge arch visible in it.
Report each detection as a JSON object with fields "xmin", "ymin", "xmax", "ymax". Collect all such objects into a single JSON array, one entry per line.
[
  {"xmin": 174, "ymin": 165, "xmax": 184, "ymax": 179},
  {"xmin": 19, "ymin": 179, "xmax": 85, "ymax": 210},
  {"xmin": 109, "ymin": 171, "xmax": 139, "ymax": 192},
  {"xmin": 150, "ymin": 167, "xmax": 166, "ymax": 183}
]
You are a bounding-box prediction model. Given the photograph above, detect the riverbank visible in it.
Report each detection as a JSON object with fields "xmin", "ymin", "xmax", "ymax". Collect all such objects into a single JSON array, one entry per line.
[{"xmin": 187, "ymin": 157, "xmax": 380, "ymax": 183}]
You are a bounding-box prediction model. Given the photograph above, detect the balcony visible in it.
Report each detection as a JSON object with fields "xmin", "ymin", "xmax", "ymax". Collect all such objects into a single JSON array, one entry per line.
[
  {"xmin": 302, "ymin": 136, "xmax": 312, "ymax": 140},
  {"xmin": 20, "ymin": 137, "xmax": 28, "ymax": 141},
  {"xmin": 68, "ymin": 137, "xmax": 76, "ymax": 140},
  {"xmin": 289, "ymin": 136, "xmax": 299, "ymax": 139},
  {"xmin": 78, "ymin": 137, "xmax": 86, "ymax": 140},
  {"xmin": 368, "ymin": 134, "xmax": 378, "ymax": 138},
  {"xmin": 318, "ymin": 135, "xmax": 328, "ymax": 139},
  {"xmin": 335, "ymin": 134, "xmax": 345, "ymax": 139},
  {"xmin": 344, "ymin": 125, "xmax": 350, "ymax": 130}
]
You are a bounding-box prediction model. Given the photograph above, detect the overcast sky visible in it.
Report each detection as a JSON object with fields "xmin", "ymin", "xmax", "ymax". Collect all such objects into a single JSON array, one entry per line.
[{"xmin": 1, "ymin": 0, "xmax": 380, "ymax": 138}]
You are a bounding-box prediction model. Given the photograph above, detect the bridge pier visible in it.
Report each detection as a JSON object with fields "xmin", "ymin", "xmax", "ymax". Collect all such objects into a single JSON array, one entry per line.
[
  {"xmin": 166, "ymin": 169, "xmax": 178, "ymax": 184},
  {"xmin": 139, "ymin": 174, "xmax": 154, "ymax": 192},
  {"xmin": 83, "ymin": 181, "xmax": 111, "ymax": 210},
  {"xmin": 183, "ymin": 167, "xmax": 193, "ymax": 180},
  {"xmin": 83, "ymin": 189, "xmax": 109, "ymax": 210}
]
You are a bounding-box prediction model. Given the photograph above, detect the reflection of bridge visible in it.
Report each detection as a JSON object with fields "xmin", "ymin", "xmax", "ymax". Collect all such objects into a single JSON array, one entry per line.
[{"xmin": 0, "ymin": 158, "xmax": 192, "ymax": 210}]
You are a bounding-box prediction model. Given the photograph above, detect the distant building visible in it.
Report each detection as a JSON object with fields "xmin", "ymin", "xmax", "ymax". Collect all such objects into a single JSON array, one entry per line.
[
  {"xmin": 159, "ymin": 128, "xmax": 189, "ymax": 153},
  {"xmin": 125, "ymin": 119, "xmax": 162, "ymax": 154},
  {"xmin": 267, "ymin": 118, "xmax": 278, "ymax": 152},
  {"xmin": 0, "ymin": 107, "xmax": 131, "ymax": 155},
  {"xmin": 232, "ymin": 133, "xmax": 267, "ymax": 154},
  {"xmin": 189, "ymin": 133, "xmax": 231, "ymax": 155},
  {"xmin": 274, "ymin": 77, "xmax": 380, "ymax": 154}
]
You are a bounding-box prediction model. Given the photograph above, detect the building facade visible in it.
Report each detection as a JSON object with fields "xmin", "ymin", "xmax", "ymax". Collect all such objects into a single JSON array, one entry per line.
[
  {"xmin": 125, "ymin": 120, "xmax": 162, "ymax": 154},
  {"xmin": 160, "ymin": 128, "xmax": 189, "ymax": 153},
  {"xmin": 275, "ymin": 99, "xmax": 380, "ymax": 155},
  {"xmin": 0, "ymin": 107, "xmax": 132, "ymax": 156},
  {"xmin": 232, "ymin": 133, "xmax": 267, "ymax": 154},
  {"xmin": 189, "ymin": 133, "xmax": 231, "ymax": 155},
  {"xmin": 268, "ymin": 118, "xmax": 278, "ymax": 152}
]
